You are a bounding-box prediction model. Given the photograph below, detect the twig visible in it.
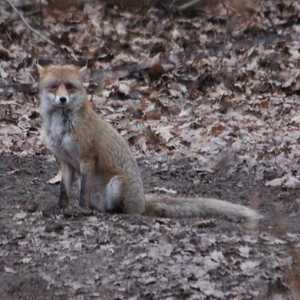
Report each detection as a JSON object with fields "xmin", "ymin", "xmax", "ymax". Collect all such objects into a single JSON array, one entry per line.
[
  {"xmin": 4, "ymin": 0, "xmax": 56, "ymax": 47},
  {"xmin": 7, "ymin": 9, "xmax": 42, "ymax": 24},
  {"xmin": 177, "ymin": 0, "xmax": 209, "ymax": 11}
]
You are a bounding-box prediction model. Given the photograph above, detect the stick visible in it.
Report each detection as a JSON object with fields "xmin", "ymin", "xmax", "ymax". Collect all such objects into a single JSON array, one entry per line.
[
  {"xmin": 7, "ymin": 9, "xmax": 42, "ymax": 24},
  {"xmin": 4, "ymin": 0, "xmax": 56, "ymax": 47},
  {"xmin": 177, "ymin": 0, "xmax": 210, "ymax": 11}
]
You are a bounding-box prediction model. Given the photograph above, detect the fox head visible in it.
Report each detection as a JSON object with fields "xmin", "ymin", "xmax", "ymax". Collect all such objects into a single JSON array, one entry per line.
[{"xmin": 37, "ymin": 61, "xmax": 87, "ymax": 110}]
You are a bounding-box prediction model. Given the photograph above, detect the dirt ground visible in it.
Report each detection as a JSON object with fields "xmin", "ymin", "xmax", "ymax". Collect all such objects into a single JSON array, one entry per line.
[
  {"xmin": 1, "ymin": 153, "xmax": 300, "ymax": 300},
  {"xmin": 1, "ymin": 0, "xmax": 300, "ymax": 299}
]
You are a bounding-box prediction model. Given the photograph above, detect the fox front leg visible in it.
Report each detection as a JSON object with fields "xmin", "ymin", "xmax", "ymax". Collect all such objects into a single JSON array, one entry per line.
[
  {"xmin": 59, "ymin": 162, "xmax": 75, "ymax": 209},
  {"xmin": 79, "ymin": 160, "xmax": 95, "ymax": 208}
]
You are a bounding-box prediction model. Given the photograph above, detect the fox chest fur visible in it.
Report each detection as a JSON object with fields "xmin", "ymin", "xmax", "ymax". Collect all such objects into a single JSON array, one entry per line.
[{"xmin": 44, "ymin": 108, "xmax": 81, "ymax": 172}]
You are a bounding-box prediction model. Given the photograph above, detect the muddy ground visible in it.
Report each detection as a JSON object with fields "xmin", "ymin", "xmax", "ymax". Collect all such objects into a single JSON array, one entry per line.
[{"xmin": 0, "ymin": 153, "xmax": 300, "ymax": 300}]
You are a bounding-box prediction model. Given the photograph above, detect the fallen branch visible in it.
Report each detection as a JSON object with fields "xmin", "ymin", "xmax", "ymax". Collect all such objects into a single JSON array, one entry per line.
[
  {"xmin": 4, "ymin": 0, "xmax": 56, "ymax": 47},
  {"xmin": 0, "ymin": 83, "xmax": 35, "ymax": 97}
]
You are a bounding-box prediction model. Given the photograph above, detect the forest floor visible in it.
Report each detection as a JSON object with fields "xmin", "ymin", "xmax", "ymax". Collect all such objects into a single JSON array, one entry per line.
[
  {"xmin": 1, "ymin": 153, "xmax": 300, "ymax": 299},
  {"xmin": 1, "ymin": 0, "xmax": 300, "ymax": 299}
]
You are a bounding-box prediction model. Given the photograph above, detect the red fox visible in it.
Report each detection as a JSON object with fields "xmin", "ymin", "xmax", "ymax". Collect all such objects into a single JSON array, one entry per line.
[{"xmin": 37, "ymin": 61, "xmax": 260, "ymax": 221}]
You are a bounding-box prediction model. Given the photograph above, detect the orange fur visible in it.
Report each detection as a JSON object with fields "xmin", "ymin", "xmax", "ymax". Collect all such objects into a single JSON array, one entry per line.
[{"xmin": 38, "ymin": 62, "xmax": 260, "ymax": 221}]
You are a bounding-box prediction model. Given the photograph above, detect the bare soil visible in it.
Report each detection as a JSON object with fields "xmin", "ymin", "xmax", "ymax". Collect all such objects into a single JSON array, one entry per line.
[
  {"xmin": 1, "ymin": 0, "xmax": 300, "ymax": 299},
  {"xmin": 1, "ymin": 153, "xmax": 300, "ymax": 299}
]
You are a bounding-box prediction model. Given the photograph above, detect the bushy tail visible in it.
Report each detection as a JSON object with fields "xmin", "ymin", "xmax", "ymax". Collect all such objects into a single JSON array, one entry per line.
[{"xmin": 144, "ymin": 194, "xmax": 261, "ymax": 221}]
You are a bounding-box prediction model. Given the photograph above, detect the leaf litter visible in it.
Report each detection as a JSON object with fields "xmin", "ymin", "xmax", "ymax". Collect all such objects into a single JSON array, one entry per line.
[{"xmin": 1, "ymin": 0, "xmax": 300, "ymax": 299}]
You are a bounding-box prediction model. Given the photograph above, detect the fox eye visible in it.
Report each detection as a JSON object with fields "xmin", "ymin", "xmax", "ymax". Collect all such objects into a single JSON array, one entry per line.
[
  {"xmin": 49, "ymin": 84, "xmax": 58, "ymax": 90},
  {"xmin": 65, "ymin": 83, "xmax": 74, "ymax": 90}
]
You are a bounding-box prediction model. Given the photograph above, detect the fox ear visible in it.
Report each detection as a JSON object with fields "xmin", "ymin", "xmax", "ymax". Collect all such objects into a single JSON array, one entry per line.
[
  {"xmin": 36, "ymin": 64, "xmax": 44, "ymax": 76},
  {"xmin": 74, "ymin": 59, "xmax": 87, "ymax": 68},
  {"xmin": 79, "ymin": 65, "xmax": 87, "ymax": 76},
  {"xmin": 36, "ymin": 59, "xmax": 52, "ymax": 76},
  {"xmin": 74, "ymin": 59, "xmax": 88, "ymax": 76},
  {"xmin": 36, "ymin": 64, "xmax": 45, "ymax": 77}
]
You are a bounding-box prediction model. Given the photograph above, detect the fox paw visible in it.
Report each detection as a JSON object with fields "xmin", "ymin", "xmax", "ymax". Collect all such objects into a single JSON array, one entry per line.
[
  {"xmin": 63, "ymin": 206, "xmax": 95, "ymax": 218},
  {"xmin": 42, "ymin": 203, "xmax": 62, "ymax": 217}
]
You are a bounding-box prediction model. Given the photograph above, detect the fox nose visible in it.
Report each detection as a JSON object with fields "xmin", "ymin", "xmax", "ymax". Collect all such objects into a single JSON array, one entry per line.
[{"xmin": 60, "ymin": 97, "xmax": 67, "ymax": 103}]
